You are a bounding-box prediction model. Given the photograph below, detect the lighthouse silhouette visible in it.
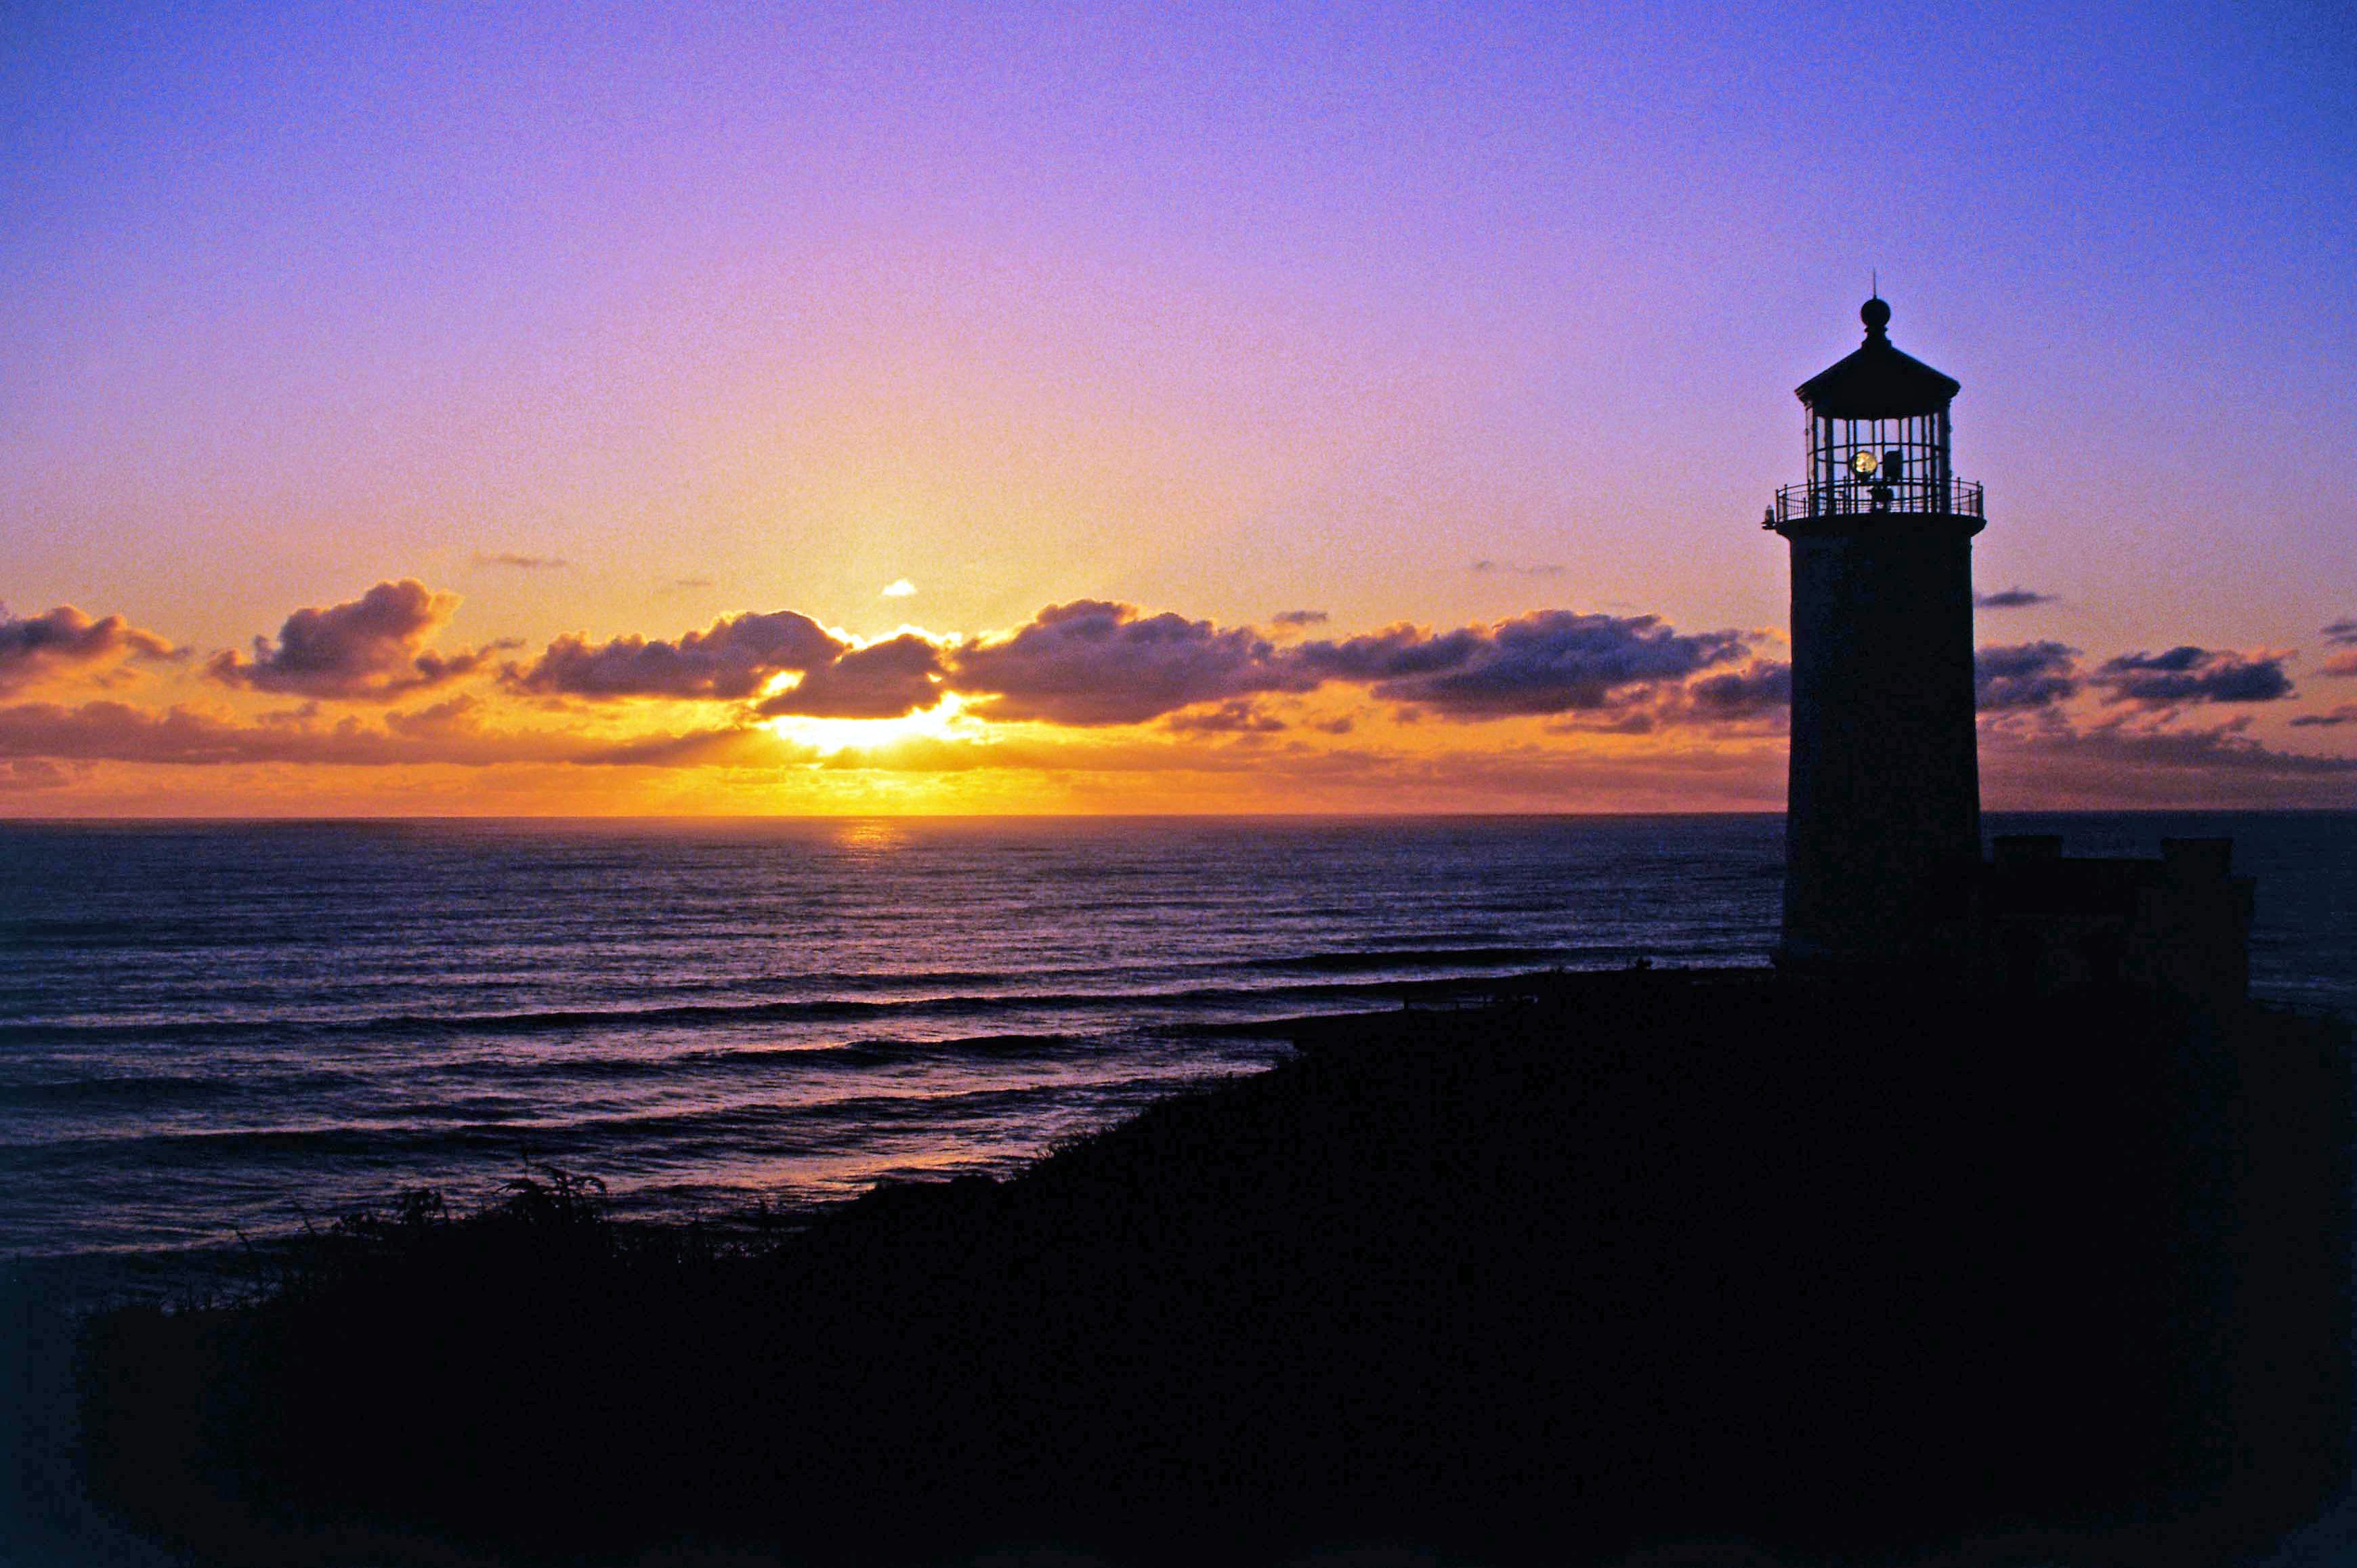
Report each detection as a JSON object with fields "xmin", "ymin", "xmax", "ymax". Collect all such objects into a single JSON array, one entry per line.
[{"xmin": 1769, "ymin": 296, "xmax": 1985, "ymax": 969}]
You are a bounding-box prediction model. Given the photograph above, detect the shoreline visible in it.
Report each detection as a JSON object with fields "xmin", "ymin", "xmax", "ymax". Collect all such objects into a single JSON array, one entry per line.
[{"xmin": 6, "ymin": 967, "xmax": 1647, "ymax": 1302}]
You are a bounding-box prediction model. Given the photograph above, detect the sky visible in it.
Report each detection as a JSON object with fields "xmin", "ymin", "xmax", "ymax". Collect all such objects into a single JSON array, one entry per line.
[{"xmin": 3, "ymin": 0, "xmax": 2354, "ymax": 814}]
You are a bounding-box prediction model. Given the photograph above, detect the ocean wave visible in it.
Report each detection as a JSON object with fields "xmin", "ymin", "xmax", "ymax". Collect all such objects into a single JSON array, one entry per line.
[
  {"xmin": 425, "ymin": 1032, "xmax": 1090, "ymax": 1084},
  {"xmin": 0, "ymin": 975, "xmax": 1489, "ymax": 1049},
  {"xmin": 0, "ymin": 1077, "xmax": 1191, "ymax": 1173},
  {"xmin": 0, "ymin": 1069, "xmax": 364, "ymax": 1107},
  {"xmin": 1237, "ymin": 945, "xmax": 1562, "ymax": 973}
]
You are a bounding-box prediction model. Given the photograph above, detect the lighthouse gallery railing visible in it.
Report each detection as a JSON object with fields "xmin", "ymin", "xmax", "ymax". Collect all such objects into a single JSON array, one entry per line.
[{"xmin": 1770, "ymin": 478, "xmax": 1983, "ymax": 527}]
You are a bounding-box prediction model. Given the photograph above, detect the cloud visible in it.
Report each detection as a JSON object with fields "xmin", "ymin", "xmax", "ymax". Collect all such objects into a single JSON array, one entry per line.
[
  {"xmin": 570, "ymin": 725, "xmax": 794, "ymax": 768},
  {"xmin": 0, "ymin": 605, "xmax": 182, "ymax": 695},
  {"xmin": 1269, "ymin": 610, "xmax": 1329, "ymax": 627},
  {"xmin": 0, "ymin": 757, "xmax": 73, "ymax": 791},
  {"xmin": 2320, "ymin": 623, "xmax": 2357, "ymax": 679},
  {"xmin": 0, "ymin": 698, "xmax": 784, "ymax": 771},
  {"xmin": 1684, "ymin": 660, "xmax": 1792, "ymax": 720},
  {"xmin": 949, "ymin": 601, "xmax": 1317, "ymax": 725},
  {"xmin": 0, "ymin": 700, "xmax": 515, "ymax": 767},
  {"xmin": 757, "ymin": 634, "xmax": 946, "ymax": 719},
  {"xmin": 509, "ymin": 610, "xmax": 845, "ymax": 700},
  {"xmin": 1470, "ymin": 560, "xmax": 1567, "ymax": 578},
  {"xmin": 880, "ymin": 579, "xmax": 917, "ymax": 599},
  {"xmin": 1975, "ymin": 642, "xmax": 2081, "ymax": 712},
  {"xmin": 1296, "ymin": 611, "xmax": 1751, "ymax": 719},
  {"xmin": 2090, "ymin": 646, "xmax": 2294, "ymax": 706},
  {"xmin": 209, "ymin": 580, "xmax": 509, "ymax": 701},
  {"xmin": 471, "ymin": 553, "xmax": 569, "ymax": 571},
  {"xmin": 1974, "ymin": 587, "xmax": 2056, "ymax": 610},
  {"xmin": 943, "ymin": 606, "xmax": 1756, "ymax": 730},
  {"xmin": 2290, "ymin": 704, "xmax": 2357, "ymax": 729},
  {"xmin": 1165, "ymin": 700, "xmax": 1287, "ymax": 734},
  {"xmin": 1987, "ymin": 717, "xmax": 2357, "ymax": 782}
]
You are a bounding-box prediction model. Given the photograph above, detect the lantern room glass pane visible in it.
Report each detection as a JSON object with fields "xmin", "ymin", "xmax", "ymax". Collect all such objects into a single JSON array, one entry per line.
[{"xmin": 1805, "ymin": 412, "xmax": 1952, "ymax": 515}]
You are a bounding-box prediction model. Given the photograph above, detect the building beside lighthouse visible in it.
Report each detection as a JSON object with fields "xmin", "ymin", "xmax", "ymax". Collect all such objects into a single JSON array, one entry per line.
[{"xmin": 1766, "ymin": 296, "xmax": 2251, "ymax": 999}]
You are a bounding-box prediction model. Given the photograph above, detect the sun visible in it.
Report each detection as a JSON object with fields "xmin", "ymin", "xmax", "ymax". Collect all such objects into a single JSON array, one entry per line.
[{"xmin": 759, "ymin": 691, "xmax": 978, "ymax": 757}]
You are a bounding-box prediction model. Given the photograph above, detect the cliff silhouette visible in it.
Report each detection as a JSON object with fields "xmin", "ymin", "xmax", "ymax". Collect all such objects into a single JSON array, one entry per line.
[{"xmin": 72, "ymin": 967, "xmax": 2349, "ymax": 1567}]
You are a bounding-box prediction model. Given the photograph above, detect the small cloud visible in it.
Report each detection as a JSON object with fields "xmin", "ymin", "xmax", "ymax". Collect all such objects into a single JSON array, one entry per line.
[
  {"xmin": 0, "ymin": 757, "xmax": 72, "ymax": 791},
  {"xmin": 1270, "ymin": 610, "xmax": 1329, "ymax": 627},
  {"xmin": 2291, "ymin": 704, "xmax": 2357, "ymax": 729},
  {"xmin": 471, "ymin": 553, "xmax": 569, "ymax": 572},
  {"xmin": 207, "ymin": 580, "xmax": 508, "ymax": 702},
  {"xmin": 1470, "ymin": 560, "xmax": 1568, "ymax": 578},
  {"xmin": 1976, "ymin": 642, "xmax": 2081, "ymax": 712},
  {"xmin": 1684, "ymin": 660, "xmax": 1793, "ymax": 720},
  {"xmin": 658, "ymin": 578, "xmax": 716, "ymax": 595},
  {"xmin": 881, "ymin": 579, "xmax": 917, "ymax": 599},
  {"xmin": 2321, "ymin": 622, "xmax": 2357, "ymax": 675},
  {"xmin": 2091, "ymin": 646, "xmax": 2294, "ymax": 707},
  {"xmin": 1166, "ymin": 700, "xmax": 1286, "ymax": 735},
  {"xmin": 0, "ymin": 605, "xmax": 182, "ymax": 696},
  {"xmin": 1974, "ymin": 587, "xmax": 2055, "ymax": 610}
]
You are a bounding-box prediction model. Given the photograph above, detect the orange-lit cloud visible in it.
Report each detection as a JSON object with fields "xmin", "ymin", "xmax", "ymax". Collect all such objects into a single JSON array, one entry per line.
[
  {"xmin": 208, "ymin": 580, "xmax": 510, "ymax": 701},
  {"xmin": 2319, "ymin": 621, "xmax": 2357, "ymax": 679},
  {"xmin": 950, "ymin": 601, "xmax": 1315, "ymax": 725},
  {"xmin": 0, "ymin": 606, "xmax": 182, "ymax": 695},
  {"xmin": 509, "ymin": 610, "xmax": 845, "ymax": 702},
  {"xmin": 756, "ymin": 635, "xmax": 946, "ymax": 720}
]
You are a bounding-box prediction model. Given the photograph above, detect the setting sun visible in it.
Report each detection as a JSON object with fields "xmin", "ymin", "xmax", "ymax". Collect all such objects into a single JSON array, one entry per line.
[{"xmin": 760, "ymin": 688, "xmax": 979, "ymax": 757}]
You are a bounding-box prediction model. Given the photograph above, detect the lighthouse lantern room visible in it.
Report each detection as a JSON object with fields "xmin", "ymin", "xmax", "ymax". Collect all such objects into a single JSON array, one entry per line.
[{"xmin": 1771, "ymin": 297, "xmax": 1982, "ymax": 527}]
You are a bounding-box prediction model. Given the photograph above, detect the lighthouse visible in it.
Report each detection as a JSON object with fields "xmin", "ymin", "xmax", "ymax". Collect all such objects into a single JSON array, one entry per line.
[{"xmin": 1769, "ymin": 296, "xmax": 1984, "ymax": 969}]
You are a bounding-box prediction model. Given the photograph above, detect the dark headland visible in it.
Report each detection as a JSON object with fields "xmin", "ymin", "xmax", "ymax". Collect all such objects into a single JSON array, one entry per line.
[{"xmin": 68, "ymin": 965, "xmax": 2352, "ymax": 1567}]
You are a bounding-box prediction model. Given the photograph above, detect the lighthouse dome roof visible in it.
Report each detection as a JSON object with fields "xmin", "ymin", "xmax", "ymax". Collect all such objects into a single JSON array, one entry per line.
[{"xmin": 1795, "ymin": 297, "xmax": 1960, "ymax": 419}]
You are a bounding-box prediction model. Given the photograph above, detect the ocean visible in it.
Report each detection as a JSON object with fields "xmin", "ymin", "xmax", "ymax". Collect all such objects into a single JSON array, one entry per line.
[{"xmin": 4, "ymin": 812, "xmax": 2353, "ymax": 1280}]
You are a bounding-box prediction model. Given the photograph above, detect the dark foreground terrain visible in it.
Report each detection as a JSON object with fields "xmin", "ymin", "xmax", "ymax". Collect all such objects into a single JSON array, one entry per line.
[{"xmin": 72, "ymin": 971, "xmax": 2352, "ymax": 1567}]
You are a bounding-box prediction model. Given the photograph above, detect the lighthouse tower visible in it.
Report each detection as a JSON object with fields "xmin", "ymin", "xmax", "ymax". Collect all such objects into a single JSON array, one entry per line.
[{"xmin": 1769, "ymin": 297, "xmax": 1984, "ymax": 969}]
